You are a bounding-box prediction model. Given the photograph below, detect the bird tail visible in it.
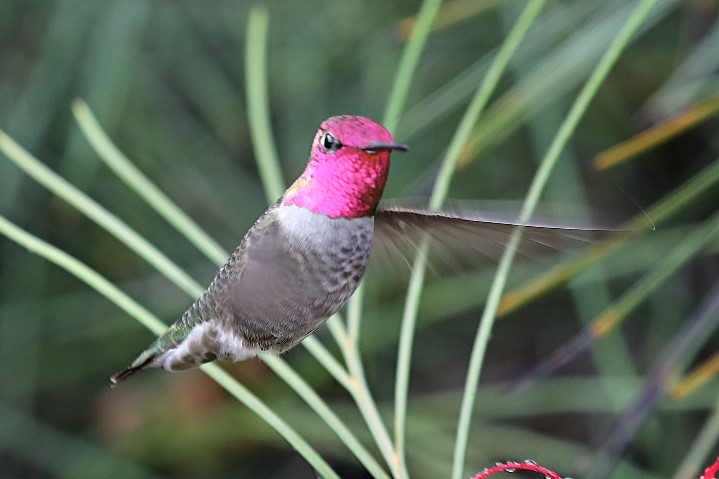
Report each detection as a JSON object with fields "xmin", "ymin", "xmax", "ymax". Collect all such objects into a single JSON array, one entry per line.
[
  {"xmin": 110, "ymin": 302, "xmax": 214, "ymax": 386},
  {"xmin": 109, "ymin": 348, "xmax": 158, "ymax": 387}
]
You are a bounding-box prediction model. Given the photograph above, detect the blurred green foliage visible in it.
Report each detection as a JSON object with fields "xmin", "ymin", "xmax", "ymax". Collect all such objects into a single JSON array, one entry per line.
[{"xmin": 2, "ymin": 1, "xmax": 719, "ymax": 478}]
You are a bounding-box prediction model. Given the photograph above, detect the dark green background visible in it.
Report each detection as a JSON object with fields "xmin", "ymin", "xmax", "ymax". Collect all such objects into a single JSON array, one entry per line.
[{"xmin": 1, "ymin": 1, "xmax": 719, "ymax": 478}]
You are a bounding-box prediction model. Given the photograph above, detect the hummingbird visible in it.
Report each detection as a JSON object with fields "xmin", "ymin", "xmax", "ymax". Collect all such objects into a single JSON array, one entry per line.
[{"xmin": 111, "ymin": 115, "xmax": 595, "ymax": 384}]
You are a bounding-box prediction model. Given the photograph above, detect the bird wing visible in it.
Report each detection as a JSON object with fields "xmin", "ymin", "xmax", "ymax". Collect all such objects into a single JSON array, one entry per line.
[
  {"xmin": 373, "ymin": 199, "xmax": 615, "ymax": 275},
  {"xmin": 222, "ymin": 204, "xmax": 368, "ymax": 352},
  {"xmin": 220, "ymin": 205, "xmax": 317, "ymax": 351}
]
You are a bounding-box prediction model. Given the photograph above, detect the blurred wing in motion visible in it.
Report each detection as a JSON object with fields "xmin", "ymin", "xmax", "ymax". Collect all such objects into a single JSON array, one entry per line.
[{"xmin": 372, "ymin": 199, "xmax": 619, "ymax": 275}]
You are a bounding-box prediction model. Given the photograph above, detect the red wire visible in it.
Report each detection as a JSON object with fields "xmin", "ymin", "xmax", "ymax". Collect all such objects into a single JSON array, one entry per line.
[
  {"xmin": 472, "ymin": 460, "xmax": 562, "ymax": 479},
  {"xmin": 701, "ymin": 457, "xmax": 719, "ymax": 479},
  {"xmin": 471, "ymin": 457, "xmax": 719, "ymax": 479}
]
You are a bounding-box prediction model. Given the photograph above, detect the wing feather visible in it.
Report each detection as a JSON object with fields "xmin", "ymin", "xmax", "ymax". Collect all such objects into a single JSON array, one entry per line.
[{"xmin": 373, "ymin": 199, "xmax": 617, "ymax": 275}]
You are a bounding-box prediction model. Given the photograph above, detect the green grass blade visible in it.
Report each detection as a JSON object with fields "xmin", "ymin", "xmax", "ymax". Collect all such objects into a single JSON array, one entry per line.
[
  {"xmin": 346, "ymin": 282, "xmax": 365, "ymax": 349},
  {"xmin": 591, "ymin": 209, "xmax": 719, "ymax": 338},
  {"xmin": 393, "ymin": 240, "xmax": 428, "ymax": 472},
  {"xmin": 336, "ymin": 302, "xmax": 401, "ymax": 476},
  {"xmin": 0, "ymin": 215, "xmax": 167, "ymax": 336},
  {"xmin": 245, "ymin": 5, "xmax": 284, "ymax": 202},
  {"xmin": 375, "ymin": 5, "xmax": 446, "ymax": 470},
  {"xmin": 392, "ymin": 2, "xmax": 547, "ymax": 474},
  {"xmin": 450, "ymin": 1, "xmax": 660, "ymax": 478},
  {"xmin": 263, "ymin": 355, "xmax": 391, "ymax": 479},
  {"xmin": 500, "ymin": 157, "xmax": 719, "ymax": 315},
  {"xmin": 383, "ymin": 0, "xmax": 443, "ymax": 133},
  {"xmin": 71, "ymin": 99, "xmax": 229, "ymax": 266},
  {"xmin": 344, "ymin": 343, "xmax": 404, "ymax": 479},
  {"xmin": 458, "ymin": 0, "xmax": 676, "ymax": 166},
  {"xmin": 321, "ymin": 307, "xmax": 403, "ymax": 478},
  {"xmin": 398, "ymin": 0, "xmax": 600, "ymax": 140},
  {"xmin": 429, "ymin": 0, "xmax": 546, "ymax": 210},
  {"xmin": 502, "ymin": 0, "xmax": 634, "ymax": 402},
  {"xmin": 673, "ymin": 389, "xmax": 719, "ymax": 479},
  {"xmin": 369, "ymin": 0, "xmax": 547, "ymax": 476},
  {"xmin": 201, "ymin": 365, "xmax": 341, "ymax": 479},
  {"xmin": 301, "ymin": 336, "xmax": 353, "ymax": 391},
  {"xmin": 0, "ymin": 129, "xmax": 204, "ymax": 298}
]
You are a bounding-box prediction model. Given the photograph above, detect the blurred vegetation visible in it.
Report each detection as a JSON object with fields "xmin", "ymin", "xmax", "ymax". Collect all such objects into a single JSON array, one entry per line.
[{"xmin": 2, "ymin": 1, "xmax": 719, "ymax": 478}]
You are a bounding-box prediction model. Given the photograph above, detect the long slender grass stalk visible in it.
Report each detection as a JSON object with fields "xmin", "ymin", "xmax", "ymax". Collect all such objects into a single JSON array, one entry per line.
[
  {"xmin": 342, "ymin": 342, "xmax": 404, "ymax": 479},
  {"xmin": 451, "ymin": 1, "xmax": 659, "ymax": 477},
  {"xmin": 595, "ymin": 93, "xmax": 719, "ymax": 170},
  {"xmin": 71, "ymin": 99, "xmax": 228, "ymax": 266},
  {"xmin": 397, "ymin": 0, "xmax": 505, "ymax": 37},
  {"xmin": 245, "ymin": 5, "xmax": 284, "ymax": 202},
  {"xmin": 201, "ymin": 365, "xmax": 341, "ymax": 479},
  {"xmin": 453, "ymin": 0, "xmax": 676, "ymax": 168},
  {"xmin": 343, "ymin": 293, "xmax": 396, "ymax": 476},
  {"xmin": 0, "ymin": 130, "xmax": 203, "ymax": 298},
  {"xmin": 673, "ymin": 389, "xmax": 719, "ymax": 479},
  {"xmin": 0, "ymin": 213, "xmax": 340, "ymax": 479},
  {"xmin": 672, "ymin": 352, "xmax": 719, "ymax": 399},
  {"xmin": 499, "ymin": 156, "xmax": 719, "ymax": 316},
  {"xmin": 504, "ymin": 0, "xmax": 635, "ymax": 402},
  {"xmin": 325, "ymin": 308, "xmax": 404, "ymax": 478},
  {"xmin": 373, "ymin": 3, "xmax": 443, "ymax": 473},
  {"xmin": 586, "ymin": 279, "xmax": 719, "ymax": 479},
  {"xmin": 326, "ymin": 312, "xmax": 350, "ymax": 350},
  {"xmin": 242, "ymin": 8, "xmax": 397, "ymax": 476},
  {"xmin": 263, "ymin": 355, "xmax": 391, "ymax": 479},
  {"xmin": 0, "ymin": 214, "xmax": 165, "ymax": 336},
  {"xmin": 259, "ymin": 358, "xmax": 386, "ymax": 476},
  {"xmin": 300, "ymin": 336, "xmax": 354, "ymax": 391},
  {"xmin": 589, "ymin": 209, "xmax": 719, "ymax": 340},
  {"xmin": 346, "ymin": 283, "xmax": 365, "ymax": 349},
  {"xmin": 428, "ymin": 0, "xmax": 545, "ymax": 211},
  {"xmin": 383, "ymin": 0, "xmax": 443, "ymax": 134},
  {"xmin": 398, "ymin": 0, "xmax": 602, "ymax": 141},
  {"xmin": 393, "ymin": 2, "xmax": 547, "ymax": 476},
  {"xmin": 392, "ymin": 241, "xmax": 429, "ymax": 471}
]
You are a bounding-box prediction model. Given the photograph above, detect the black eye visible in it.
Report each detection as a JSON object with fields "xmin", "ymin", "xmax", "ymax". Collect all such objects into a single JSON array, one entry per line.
[{"xmin": 321, "ymin": 132, "xmax": 341, "ymax": 152}]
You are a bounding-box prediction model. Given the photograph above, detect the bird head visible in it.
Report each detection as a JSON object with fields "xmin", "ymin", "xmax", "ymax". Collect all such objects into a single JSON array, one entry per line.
[{"xmin": 283, "ymin": 116, "xmax": 408, "ymax": 218}]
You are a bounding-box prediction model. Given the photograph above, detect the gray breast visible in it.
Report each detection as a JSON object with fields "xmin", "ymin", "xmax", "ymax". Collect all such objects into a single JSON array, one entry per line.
[{"xmin": 222, "ymin": 205, "xmax": 374, "ymax": 352}]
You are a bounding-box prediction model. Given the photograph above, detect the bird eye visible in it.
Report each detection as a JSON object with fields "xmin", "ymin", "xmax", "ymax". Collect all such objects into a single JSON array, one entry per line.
[{"xmin": 321, "ymin": 132, "xmax": 341, "ymax": 152}]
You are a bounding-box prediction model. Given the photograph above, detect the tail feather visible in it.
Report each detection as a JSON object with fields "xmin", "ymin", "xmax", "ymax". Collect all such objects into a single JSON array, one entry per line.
[
  {"xmin": 110, "ymin": 304, "xmax": 220, "ymax": 386},
  {"xmin": 109, "ymin": 319, "xmax": 216, "ymax": 386},
  {"xmin": 109, "ymin": 350, "xmax": 157, "ymax": 387}
]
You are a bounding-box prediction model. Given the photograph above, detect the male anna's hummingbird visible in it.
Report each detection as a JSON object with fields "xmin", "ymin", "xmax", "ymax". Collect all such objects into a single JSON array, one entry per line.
[{"xmin": 111, "ymin": 115, "xmax": 588, "ymax": 384}]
